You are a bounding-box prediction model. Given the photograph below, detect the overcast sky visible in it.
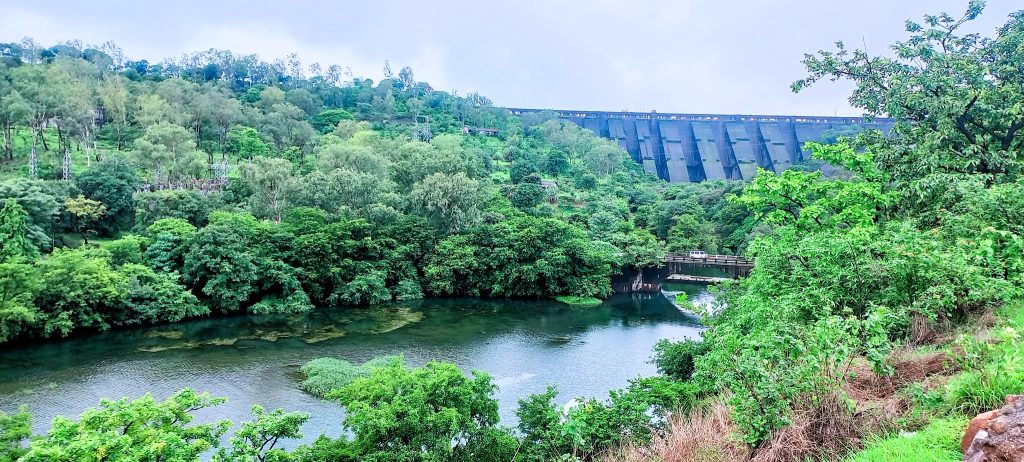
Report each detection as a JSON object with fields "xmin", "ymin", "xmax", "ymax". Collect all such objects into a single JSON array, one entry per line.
[{"xmin": 1, "ymin": 1, "xmax": 1019, "ymax": 116}]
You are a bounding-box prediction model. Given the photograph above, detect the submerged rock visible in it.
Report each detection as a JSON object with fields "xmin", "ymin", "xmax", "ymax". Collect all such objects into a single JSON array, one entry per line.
[
  {"xmin": 366, "ymin": 308, "xmax": 425, "ymax": 334},
  {"xmin": 143, "ymin": 330, "xmax": 184, "ymax": 339},
  {"xmin": 302, "ymin": 327, "xmax": 347, "ymax": 343},
  {"xmin": 137, "ymin": 337, "xmax": 239, "ymax": 352},
  {"xmin": 251, "ymin": 330, "xmax": 296, "ymax": 342}
]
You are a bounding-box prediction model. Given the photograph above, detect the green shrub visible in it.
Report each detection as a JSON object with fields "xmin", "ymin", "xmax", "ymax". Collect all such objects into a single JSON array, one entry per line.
[
  {"xmin": 330, "ymin": 359, "xmax": 507, "ymax": 462},
  {"xmin": 299, "ymin": 356, "xmax": 402, "ymax": 399},
  {"xmin": 393, "ymin": 279, "xmax": 424, "ymax": 301},
  {"xmin": 844, "ymin": 418, "xmax": 966, "ymax": 462},
  {"xmin": 101, "ymin": 235, "xmax": 149, "ymax": 266},
  {"xmin": 515, "ymin": 377, "xmax": 697, "ymax": 461},
  {"xmin": 0, "ymin": 406, "xmax": 31, "ymax": 461},
  {"xmin": 653, "ymin": 338, "xmax": 706, "ymax": 381}
]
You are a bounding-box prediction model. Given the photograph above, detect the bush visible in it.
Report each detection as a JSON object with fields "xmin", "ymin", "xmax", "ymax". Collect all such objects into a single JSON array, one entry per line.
[
  {"xmin": 330, "ymin": 359, "xmax": 504, "ymax": 462},
  {"xmin": 144, "ymin": 219, "xmax": 197, "ymax": 272},
  {"xmin": 75, "ymin": 158, "xmax": 139, "ymax": 234},
  {"xmin": 299, "ymin": 356, "xmax": 402, "ymax": 399},
  {"xmin": 119, "ymin": 263, "xmax": 207, "ymax": 325},
  {"xmin": 393, "ymin": 279, "xmax": 424, "ymax": 301},
  {"xmin": 0, "ymin": 406, "xmax": 31, "ymax": 460},
  {"xmin": 516, "ymin": 377, "xmax": 698, "ymax": 461},
  {"xmin": 653, "ymin": 338, "xmax": 707, "ymax": 381},
  {"xmin": 101, "ymin": 235, "xmax": 149, "ymax": 266},
  {"xmin": 998, "ymin": 301, "xmax": 1024, "ymax": 330},
  {"xmin": 333, "ymin": 271, "xmax": 391, "ymax": 306}
]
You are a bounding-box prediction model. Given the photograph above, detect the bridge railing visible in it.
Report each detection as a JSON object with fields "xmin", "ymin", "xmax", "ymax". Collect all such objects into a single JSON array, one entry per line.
[{"xmin": 664, "ymin": 253, "xmax": 754, "ymax": 266}]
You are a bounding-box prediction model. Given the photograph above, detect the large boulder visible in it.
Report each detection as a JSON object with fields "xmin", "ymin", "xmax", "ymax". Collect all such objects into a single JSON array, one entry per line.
[{"xmin": 963, "ymin": 395, "xmax": 1024, "ymax": 462}]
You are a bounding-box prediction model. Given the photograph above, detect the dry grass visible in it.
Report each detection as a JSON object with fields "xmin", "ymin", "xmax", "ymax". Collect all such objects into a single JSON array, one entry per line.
[
  {"xmin": 844, "ymin": 348, "xmax": 956, "ymax": 437},
  {"xmin": 908, "ymin": 312, "xmax": 958, "ymax": 345},
  {"xmin": 602, "ymin": 402, "xmax": 750, "ymax": 462},
  {"xmin": 846, "ymin": 348, "xmax": 952, "ymax": 402},
  {"xmin": 750, "ymin": 391, "xmax": 860, "ymax": 462},
  {"xmin": 752, "ymin": 348, "xmax": 960, "ymax": 462}
]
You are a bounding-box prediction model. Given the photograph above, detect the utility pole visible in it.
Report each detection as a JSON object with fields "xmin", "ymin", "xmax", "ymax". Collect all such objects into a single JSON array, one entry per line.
[
  {"xmin": 62, "ymin": 147, "xmax": 71, "ymax": 181},
  {"xmin": 29, "ymin": 130, "xmax": 38, "ymax": 178}
]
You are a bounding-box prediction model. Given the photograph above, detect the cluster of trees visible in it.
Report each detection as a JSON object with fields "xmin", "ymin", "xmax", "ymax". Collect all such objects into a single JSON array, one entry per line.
[
  {"xmin": 0, "ymin": 38, "xmax": 504, "ymax": 178},
  {"xmin": 0, "ymin": 37, "xmax": 753, "ymax": 344},
  {"xmin": 0, "ymin": 184, "xmax": 630, "ymax": 342}
]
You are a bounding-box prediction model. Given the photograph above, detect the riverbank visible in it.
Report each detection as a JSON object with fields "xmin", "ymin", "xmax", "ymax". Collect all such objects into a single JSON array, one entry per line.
[{"xmin": 603, "ymin": 300, "xmax": 1024, "ymax": 462}]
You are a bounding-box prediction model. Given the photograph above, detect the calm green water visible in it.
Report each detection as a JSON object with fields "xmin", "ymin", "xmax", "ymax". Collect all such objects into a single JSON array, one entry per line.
[{"xmin": 0, "ymin": 289, "xmax": 705, "ymax": 446}]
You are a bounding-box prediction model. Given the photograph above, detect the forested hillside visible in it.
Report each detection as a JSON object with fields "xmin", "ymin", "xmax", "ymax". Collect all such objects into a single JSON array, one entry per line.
[{"xmin": 0, "ymin": 39, "xmax": 760, "ymax": 343}]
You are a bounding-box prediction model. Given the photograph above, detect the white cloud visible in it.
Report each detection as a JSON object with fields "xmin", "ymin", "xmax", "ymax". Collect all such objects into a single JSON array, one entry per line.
[{"xmin": 2, "ymin": 0, "xmax": 1019, "ymax": 116}]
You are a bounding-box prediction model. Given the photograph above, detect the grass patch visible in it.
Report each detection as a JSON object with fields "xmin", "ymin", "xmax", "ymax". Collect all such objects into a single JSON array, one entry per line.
[
  {"xmin": 553, "ymin": 295, "xmax": 603, "ymax": 307},
  {"xmin": 935, "ymin": 300, "xmax": 1024, "ymax": 415},
  {"xmin": 997, "ymin": 299, "xmax": 1024, "ymax": 330},
  {"xmin": 844, "ymin": 418, "xmax": 966, "ymax": 462},
  {"xmin": 489, "ymin": 170, "xmax": 511, "ymax": 182}
]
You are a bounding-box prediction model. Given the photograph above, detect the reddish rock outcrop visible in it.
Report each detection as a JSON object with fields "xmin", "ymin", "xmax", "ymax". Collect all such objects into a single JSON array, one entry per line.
[
  {"xmin": 963, "ymin": 395, "xmax": 1024, "ymax": 462},
  {"xmin": 963, "ymin": 410, "xmax": 1001, "ymax": 454}
]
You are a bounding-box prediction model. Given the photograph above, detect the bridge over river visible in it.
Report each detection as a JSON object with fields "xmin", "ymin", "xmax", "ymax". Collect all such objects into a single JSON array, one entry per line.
[
  {"xmin": 509, "ymin": 108, "xmax": 894, "ymax": 183},
  {"xmin": 613, "ymin": 253, "xmax": 754, "ymax": 292}
]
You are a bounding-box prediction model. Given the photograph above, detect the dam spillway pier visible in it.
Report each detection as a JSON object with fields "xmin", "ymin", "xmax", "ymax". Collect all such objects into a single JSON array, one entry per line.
[{"xmin": 509, "ymin": 108, "xmax": 894, "ymax": 183}]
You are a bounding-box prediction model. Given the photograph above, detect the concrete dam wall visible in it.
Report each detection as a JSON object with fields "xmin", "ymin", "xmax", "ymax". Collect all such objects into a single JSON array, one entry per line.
[{"xmin": 508, "ymin": 109, "xmax": 895, "ymax": 183}]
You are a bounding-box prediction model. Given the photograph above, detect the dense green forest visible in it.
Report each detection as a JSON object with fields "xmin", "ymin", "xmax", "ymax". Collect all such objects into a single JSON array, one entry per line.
[{"xmin": 1, "ymin": 1, "xmax": 1024, "ymax": 461}]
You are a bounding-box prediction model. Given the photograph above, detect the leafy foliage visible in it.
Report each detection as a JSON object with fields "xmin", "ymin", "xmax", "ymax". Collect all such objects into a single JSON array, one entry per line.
[
  {"xmin": 213, "ymin": 406, "xmax": 309, "ymax": 462},
  {"xmin": 0, "ymin": 406, "xmax": 30, "ymax": 461},
  {"xmin": 329, "ymin": 359, "xmax": 515, "ymax": 462},
  {"xmin": 0, "ymin": 37, "xmax": 686, "ymax": 342},
  {"xmin": 18, "ymin": 389, "xmax": 230, "ymax": 462},
  {"xmin": 0, "ymin": 199, "xmax": 38, "ymax": 261}
]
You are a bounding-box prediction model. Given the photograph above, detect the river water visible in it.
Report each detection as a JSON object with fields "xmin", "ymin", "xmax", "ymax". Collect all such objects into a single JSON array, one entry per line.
[{"xmin": 0, "ymin": 285, "xmax": 707, "ymax": 446}]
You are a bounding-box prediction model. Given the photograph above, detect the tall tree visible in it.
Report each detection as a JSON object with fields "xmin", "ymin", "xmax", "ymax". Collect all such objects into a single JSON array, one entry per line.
[
  {"xmin": 64, "ymin": 195, "xmax": 106, "ymax": 245},
  {"xmin": 198, "ymin": 84, "xmax": 241, "ymax": 156},
  {"xmin": 0, "ymin": 178, "xmax": 61, "ymax": 250},
  {"xmin": 132, "ymin": 122, "xmax": 207, "ymax": 184},
  {"xmin": 11, "ymin": 65, "xmax": 59, "ymax": 177},
  {"xmin": 240, "ymin": 156, "xmax": 297, "ymax": 222},
  {"xmin": 97, "ymin": 75, "xmax": 131, "ymax": 149},
  {"xmin": 409, "ymin": 172, "xmax": 482, "ymax": 235},
  {"xmin": 75, "ymin": 158, "xmax": 139, "ymax": 234},
  {"xmin": 0, "ymin": 63, "xmax": 31, "ymax": 161},
  {"xmin": 0, "ymin": 260, "xmax": 39, "ymax": 345},
  {"xmin": 0, "ymin": 199, "xmax": 39, "ymax": 261},
  {"xmin": 794, "ymin": 1, "xmax": 1024, "ymax": 203}
]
